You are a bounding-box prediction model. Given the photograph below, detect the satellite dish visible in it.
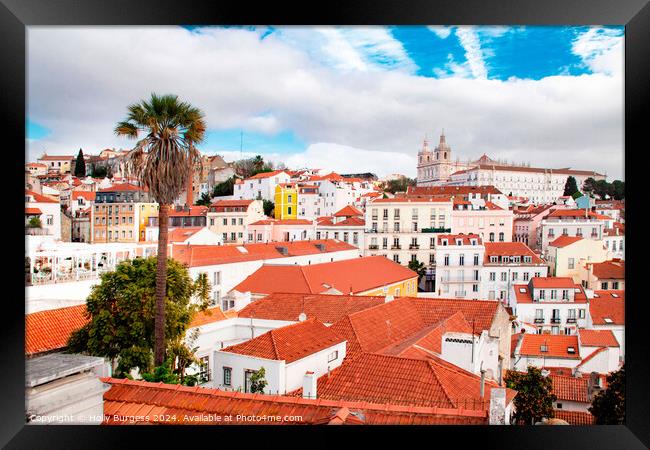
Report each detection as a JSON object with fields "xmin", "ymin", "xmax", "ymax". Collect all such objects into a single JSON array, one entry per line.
[{"xmin": 298, "ymin": 312, "xmax": 307, "ymax": 322}]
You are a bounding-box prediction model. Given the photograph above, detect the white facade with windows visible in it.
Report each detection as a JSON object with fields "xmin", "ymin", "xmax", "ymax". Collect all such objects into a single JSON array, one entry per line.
[
  {"xmin": 232, "ymin": 171, "xmax": 291, "ymax": 202},
  {"xmin": 480, "ymin": 259, "xmax": 548, "ymax": 303},
  {"xmin": 433, "ymin": 234, "xmax": 484, "ymax": 299},
  {"xmin": 538, "ymin": 214, "xmax": 606, "ymax": 251}
]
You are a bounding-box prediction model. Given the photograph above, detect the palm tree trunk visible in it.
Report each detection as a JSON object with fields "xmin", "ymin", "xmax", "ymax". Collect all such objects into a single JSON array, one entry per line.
[
  {"xmin": 186, "ymin": 163, "xmax": 194, "ymax": 207},
  {"xmin": 154, "ymin": 203, "xmax": 170, "ymax": 366}
]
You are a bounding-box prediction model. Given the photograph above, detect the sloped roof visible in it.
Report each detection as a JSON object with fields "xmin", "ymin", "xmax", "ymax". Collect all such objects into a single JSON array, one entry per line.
[
  {"xmin": 553, "ymin": 410, "xmax": 595, "ymax": 425},
  {"xmin": 98, "ymin": 183, "xmax": 146, "ymax": 193},
  {"xmin": 237, "ymin": 293, "xmax": 385, "ymax": 324},
  {"xmin": 578, "ymin": 329, "xmax": 619, "ymax": 347},
  {"xmin": 550, "ymin": 375, "xmax": 589, "ymax": 402},
  {"xmin": 589, "ymin": 291, "xmax": 624, "ymax": 325},
  {"xmin": 221, "ymin": 319, "xmax": 345, "ymax": 363},
  {"xmin": 25, "ymin": 207, "xmax": 43, "ymax": 215},
  {"xmin": 25, "ymin": 189, "xmax": 58, "ymax": 203},
  {"xmin": 233, "ymin": 256, "xmax": 417, "ymax": 295},
  {"xmin": 587, "ymin": 260, "xmax": 625, "ymax": 280},
  {"xmin": 484, "ymin": 242, "xmax": 543, "ymax": 264},
  {"xmin": 549, "ymin": 235, "xmax": 584, "ymax": 248},
  {"xmin": 167, "ymin": 227, "xmax": 204, "ymax": 243},
  {"xmin": 518, "ymin": 334, "xmax": 581, "ymax": 359},
  {"xmin": 437, "ymin": 233, "xmax": 482, "ymax": 245},
  {"xmin": 25, "ymin": 305, "xmax": 88, "ymax": 355},
  {"xmin": 71, "ymin": 191, "xmax": 96, "ymax": 201},
  {"xmin": 334, "ymin": 205, "xmax": 363, "ymax": 217}
]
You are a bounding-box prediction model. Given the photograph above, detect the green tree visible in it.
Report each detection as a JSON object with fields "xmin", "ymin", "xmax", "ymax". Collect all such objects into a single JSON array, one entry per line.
[
  {"xmin": 383, "ymin": 177, "xmax": 416, "ymax": 194},
  {"xmin": 74, "ymin": 148, "xmax": 86, "ymax": 178},
  {"xmin": 571, "ymin": 191, "xmax": 583, "ymax": 200},
  {"xmin": 504, "ymin": 367, "xmax": 556, "ymax": 425},
  {"xmin": 141, "ymin": 359, "xmax": 181, "ymax": 384},
  {"xmin": 67, "ymin": 256, "xmax": 210, "ymax": 376},
  {"xmin": 262, "ymin": 199, "xmax": 274, "ymax": 217},
  {"xmin": 249, "ymin": 367, "xmax": 268, "ymax": 394},
  {"xmin": 91, "ymin": 164, "xmax": 108, "ymax": 178},
  {"xmin": 563, "ymin": 176, "xmax": 579, "ymax": 197},
  {"xmin": 589, "ymin": 365, "xmax": 625, "ymax": 424},
  {"xmin": 115, "ymin": 93, "xmax": 206, "ymax": 366},
  {"xmin": 408, "ymin": 259, "xmax": 426, "ymax": 284},
  {"xmin": 28, "ymin": 216, "xmax": 42, "ymax": 228},
  {"xmin": 195, "ymin": 192, "xmax": 212, "ymax": 207},
  {"xmin": 212, "ymin": 176, "xmax": 236, "ymax": 197},
  {"xmin": 611, "ymin": 180, "xmax": 625, "ymax": 200}
]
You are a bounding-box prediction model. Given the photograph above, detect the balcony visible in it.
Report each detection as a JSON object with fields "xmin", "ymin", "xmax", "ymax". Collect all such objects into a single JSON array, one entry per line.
[
  {"xmin": 550, "ymin": 318, "xmax": 561, "ymax": 324},
  {"xmin": 368, "ymin": 245, "xmax": 379, "ymax": 250},
  {"xmin": 391, "ymin": 245, "xmax": 402, "ymax": 250},
  {"xmin": 534, "ymin": 318, "xmax": 545, "ymax": 324},
  {"xmin": 454, "ymin": 291, "xmax": 467, "ymax": 297},
  {"xmin": 566, "ymin": 318, "xmax": 577, "ymax": 323},
  {"xmin": 371, "ymin": 216, "xmax": 378, "ymax": 221},
  {"xmin": 421, "ymin": 227, "xmax": 452, "ymax": 233},
  {"xmin": 409, "ymin": 244, "xmax": 420, "ymax": 249}
]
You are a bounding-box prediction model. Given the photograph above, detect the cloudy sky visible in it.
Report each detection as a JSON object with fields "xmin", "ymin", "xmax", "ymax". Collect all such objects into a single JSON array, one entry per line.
[{"xmin": 27, "ymin": 25, "xmax": 624, "ymax": 180}]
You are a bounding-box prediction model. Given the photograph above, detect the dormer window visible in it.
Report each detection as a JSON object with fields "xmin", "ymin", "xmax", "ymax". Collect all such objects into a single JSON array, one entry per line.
[
  {"xmin": 490, "ymin": 256, "xmax": 498, "ymax": 263},
  {"xmin": 567, "ymin": 346, "xmax": 576, "ymax": 354},
  {"xmin": 524, "ymin": 256, "xmax": 532, "ymax": 263},
  {"xmin": 441, "ymin": 239, "xmax": 448, "ymax": 246},
  {"xmin": 456, "ymin": 239, "xmax": 462, "ymax": 246},
  {"xmin": 540, "ymin": 344, "xmax": 548, "ymax": 353}
]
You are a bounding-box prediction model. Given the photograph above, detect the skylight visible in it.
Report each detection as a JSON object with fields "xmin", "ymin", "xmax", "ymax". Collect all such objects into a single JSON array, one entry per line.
[
  {"xmin": 540, "ymin": 345, "xmax": 548, "ymax": 353},
  {"xmin": 593, "ymin": 293, "xmax": 600, "ymax": 298},
  {"xmin": 567, "ymin": 346, "xmax": 576, "ymax": 354},
  {"xmin": 236, "ymin": 246, "xmax": 249, "ymax": 254},
  {"xmin": 611, "ymin": 293, "xmax": 619, "ymax": 298},
  {"xmin": 519, "ymin": 288, "xmax": 527, "ymax": 293},
  {"xmin": 604, "ymin": 318, "xmax": 613, "ymax": 323}
]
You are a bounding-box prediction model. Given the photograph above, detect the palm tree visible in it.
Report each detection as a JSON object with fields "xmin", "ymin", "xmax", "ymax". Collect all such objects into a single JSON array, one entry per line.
[{"xmin": 115, "ymin": 93, "xmax": 206, "ymax": 366}]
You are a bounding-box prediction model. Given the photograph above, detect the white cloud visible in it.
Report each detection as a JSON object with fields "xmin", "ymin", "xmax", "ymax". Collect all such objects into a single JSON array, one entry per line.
[
  {"xmin": 572, "ymin": 27, "xmax": 624, "ymax": 76},
  {"xmin": 427, "ymin": 26, "xmax": 452, "ymax": 39},
  {"xmin": 455, "ymin": 27, "xmax": 488, "ymax": 79},
  {"xmin": 26, "ymin": 26, "xmax": 624, "ymax": 180}
]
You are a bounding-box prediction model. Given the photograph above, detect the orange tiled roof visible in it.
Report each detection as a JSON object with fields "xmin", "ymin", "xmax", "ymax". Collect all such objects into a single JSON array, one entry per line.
[
  {"xmin": 98, "ymin": 183, "xmax": 146, "ymax": 193},
  {"xmin": 25, "ymin": 189, "xmax": 58, "ymax": 203},
  {"xmin": 406, "ymin": 185, "xmax": 503, "ymax": 196},
  {"xmin": 101, "ymin": 377, "xmax": 489, "ymax": 424},
  {"xmin": 550, "ymin": 375, "xmax": 589, "ymax": 402},
  {"xmin": 232, "ymin": 256, "xmax": 416, "ymax": 295},
  {"xmin": 589, "ymin": 291, "xmax": 624, "ymax": 325},
  {"xmin": 484, "ymin": 242, "xmax": 543, "ymax": 264},
  {"xmin": 38, "ymin": 154, "xmax": 75, "ymax": 161},
  {"xmin": 221, "ymin": 319, "xmax": 345, "ymax": 363},
  {"xmin": 512, "ymin": 282, "xmax": 588, "ymax": 304},
  {"xmin": 518, "ymin": 334, "xmax": 581, "ymax": 359},
  {"xmin": 317, "ymin": 216, "xmax": 365, "ymax": 227},
  {"xmin": 547, "ymin": 209, "xmax": 603, "ymax": 219},
  {"xmin": 437, "ymin": 233, "xmax": 482, "ymax": 246},
  {"xmin": 237, "ymin": 293, "xmax": 385, "ymax": 324},
  {"xmin": 549, "ymin": 235, "xmax": 583, "ymax": 248},
  {"xmin": 314, "ymin": 352, "xmax": 516, "ymax": 410},
  {"xmin": 248, "ymin": 170, "xmax": 288, "ymax": 180},
  {"xmin": 553, "ymin": 410, "xmax": 595, "ymax": 425},
  {"xmin": 531, "ymin": 277, "xmax": 577, "ymax": 289},
  {"xmin": 71, "ymin": 191, "xmax": 96, "ymax": 201},
  {"xmin": 579, "ymin": 329, "xmax": 619, "ymax": 347},
  {"xmin": 168, "ymin": 227, "xmax": 204, "ymax": 243},
  {"xmin": 333, "ymin": 205, "xmax": 363, "ymax": 217},
  {"xmin": 587, "ymin": 260, "xmax": 625, "ymax": 280},
  {"xmin": 172, "ymin": 239, "xmax": 357, "ymax": 268},
  {"xmin": 371, "ymin": 197, "xmax": 452, "ymax": 204},
  {"xmin": 25, "ymin": 305, "xmax": 88, "ymax": 355},
  {"xmin": 190, "ymin": 307, "xmax": 237, "ymax": 328},
  {"xmin": 25, "ymin": 207, "xmax": 43, "ymax": 215},
  {"xmin": 26, "ymin": 162, "xmax": 48, "ymax": 168}
]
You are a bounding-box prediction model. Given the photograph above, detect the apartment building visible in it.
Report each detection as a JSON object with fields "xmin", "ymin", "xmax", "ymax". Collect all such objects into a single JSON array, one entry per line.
[
  {"xmin": 25, "ymin": 189, "xmax": 62, "ymax": 239},
  {"xmin": 232, "ymin": 170, "xmax": 291, "ymax": 202},
  {"xmin": 545, "ymin": 236, "xmax": 609, "ymax": 279},
  {"xmin": 364, "ymin": 197, "xmax": 453, "ymax": 267},
  {"xmin": 247, "ymin": 219, "xmax": 315, "ymax": 243},
  {"xmin": 538, "ymin": 209, "xmax": 608, "ymax": 251},
  {"xmin": 90, "ymin": 184, "xmax": 157, "ymax": 243},
  {"xmin": 37, "ymin": 153, "xmax": 74, "ymax": 174},
  {"xmin": 274, "ymin": 183, "xmax": 298, "ymax": 220},
  {"xmin": 577, "ymin": 259, "xmax": 625, "ymax": 291},
  {"xmin": 433, "ymin": 233, "xmax": 484, "ymax": 299},
  {"xmin": 450, "ymin": 199, "xmax": 514, "ymax": 243},
  {"xmin": 480, "ymin": 242, "xmax": 548, "ymax": 303},
  {"xmin": 207, "ymin": 199, "xmax": 265, "ymax": 244}
]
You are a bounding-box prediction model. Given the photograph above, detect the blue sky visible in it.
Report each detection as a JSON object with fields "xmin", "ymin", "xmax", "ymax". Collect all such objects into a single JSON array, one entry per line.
[{"xmin": 27, "ymin": 25, "xmax": 624, "ymax": 179}]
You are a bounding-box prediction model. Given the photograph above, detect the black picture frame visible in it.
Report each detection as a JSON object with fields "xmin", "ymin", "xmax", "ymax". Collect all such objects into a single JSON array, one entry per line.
[{"xmin": 2, "ymin": 0, "xmax": 648, "ymax": 448}]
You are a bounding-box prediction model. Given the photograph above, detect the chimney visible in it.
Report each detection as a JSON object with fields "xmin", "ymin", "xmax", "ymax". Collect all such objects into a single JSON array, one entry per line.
[
  {"xmin": 480, "ymin": 362, "xmax": 486, "ymax": 399},
  {"xmin": 302, "ymin": 371, "xmax": 317, "ymax": 399},
  {"xmin": 488, "ymin": 387, "xmax": 507, "ymax": 425}
]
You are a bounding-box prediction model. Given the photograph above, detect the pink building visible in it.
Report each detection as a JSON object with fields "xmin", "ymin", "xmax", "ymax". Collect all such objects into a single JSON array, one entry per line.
[
  {"xmin": 513, "ymin": 204, "xmax": 570, "ymax": 250},
  {"xmin": 246, "ymin": 218, "xmax": 316, "ymax": 243},
  {"xmin": 450, "ymin": 199, "xmax": 514, "ymax": 243}
]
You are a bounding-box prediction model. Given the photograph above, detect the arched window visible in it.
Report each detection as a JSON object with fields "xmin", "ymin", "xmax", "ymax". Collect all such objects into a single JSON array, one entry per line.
[{"xmin": 489, "ymin": 232, "xmax": 495, "ymax": 242}]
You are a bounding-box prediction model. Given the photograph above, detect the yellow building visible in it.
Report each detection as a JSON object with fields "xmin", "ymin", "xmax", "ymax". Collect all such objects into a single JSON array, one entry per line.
[
  {"xmin": 546, "ymin": 235, "xmax": 609, "ymax": 279},
  {"xmin": 274, "ymin": 183, "xmax": 298, "ymax": 220},
  {"xmin": 138, "ymin": 203, "xmax": 159, "ymax": 241}
]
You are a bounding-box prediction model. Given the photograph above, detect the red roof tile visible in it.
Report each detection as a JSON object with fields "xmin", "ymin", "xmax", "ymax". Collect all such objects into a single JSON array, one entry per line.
[
  {"xmin": 518, "ymin": 334, "xmax": 581, "ymax": 359},
  {"xmin": 25, "ymin": 305, "xmax": 88, "ymax": 355},
  {"xmin": 549, "ymin": 235, "xmax": 584, "ymax": 248},
  {"xmin": 98, "ymin": 183, "xmax": 146, "ymax": 193},
  {"xmin": 101, "ymin": 378, "xmax": 489, "ymax": 424},
  {"xmin": 25, "ymin": 207, "xmax": 43, "ymax": 215},
  {"xmin": 550, "ymin": 375, "xmax": 589, "ymax": 402},
  {"xmin": 437, "ymin": 233, "xmax": 482, "ymax": 246},
  {"xmin": 579, "ymin": 329, "xmax": 619, "ymax": 347},
  {"xmin": 38, "ymin": 154, "xmax": 75, "ymax": 161},
  {"xmin": 172, "ymin": 239, "xmax": 357, "ymax": 268},
  {"xmin": 553, "ymin": 410, "xmax": 595, "ymax": 425},
  {"xmin": 333, "ymin": 205, "xmax": 363, "ymax": 217},
  {"xmin": 209, "ymin": 199, "xmax": 253, "ymax": 207},
  {"xmin": 167, "ymin": 227, "xmax": 204, "ymax": 243},
  {"xmin": 221, "ymin": 319, "xmax": 345, "ymax": 363},
  {"xmin": 189, "ymin": 307, "xmax": 237, "ymax": 328},
  {"xmin": 587, "ymin": 260, "xmax": 625, "ymax": 280},
  {"xmin": 547, "ymin": 209, "xmax": 604, "ymax": 219},
  {"xmin": 406, "ymin": 185, "xmax": 503, "ymax": 196},
  {"xmin": 71, "ymin": 191, "xmax": 96, "ymax": 201},
  {"xmin": 249, "ymin": 219, "xmax": 313, "ymax": 226},
  {"xmin": 589, "ymin": 291, "xmax": 624, "ymax": 325},
  {"xmin": 237, "ymin": 293, "xmax": 385, "ymax": 324},
  {"xmin": 25, "ymin": 189, "xmax": 58, "ymax": 203},
  {"xmin": 248, "ymin": 170, "xmax": 288, "ymax": 179},
  {"xmin": 484, "ymin": 242, "xmax": 543, "ymax": 264},
  {"xmin": 513, "ymin": 281, "xmax": 588, "ymax": 304},
  {"xmin": 233, "ymin": 256, "xmax": 417, "ymax": 295},
  {"xmin": 530, "ymin": 277, "xmax": 576, "ymax": 289}
]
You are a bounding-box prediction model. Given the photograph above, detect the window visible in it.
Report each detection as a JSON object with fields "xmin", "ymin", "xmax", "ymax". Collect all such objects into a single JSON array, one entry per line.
[
  {"xmin": 601, "ymin": 282, "xmax": 609, "ymax": 290},
  {"xmin": 499, "ymin": 232, "xmax": 504, "ymax": 242},
  {"xmin": 523, "ymin": 272, "xmax": 529, "ymax": 282},
  {"xmin": 500, "ymin": 272, "xmax": 507, "ymax": 281},
  {"xmin": 552, "ymin": 326, "xmax": 559, "ymax": 335},
  {"xmin": 223, "ymin": 218, "xmax": 227, "ymax": 226},
  {"xmin": 489, "ymin": 232, "xmax": 495, "ymax": 242},
  {"xmin": 473, "ymin": 254, "xmax": 479, "ymax": 265},
  {"xmin": 223, "ymin": 367, "xmax": 232, "ymax": 386},
  {"xmin": 551, "ymin": 290, "xmax": 557, "ymax": 300},
  {"xmin": 562, "ymin": 289, "xmax": 569, "ymax": 300},
  {"xmin": 444, "ymin": 254, "xmax": 450, "ymax": 266},
  {"xmin": 472, "ymin": 284, "xmax": 479, "ymax": 292},
  {"xmin": 393, "ymin": 254, "xmax": 400, "ymax": 263},
  {"xmin": 394, "ymin": 222, "xmax": 400, "ymax": 232},
  {"xmin": 612, "ymin": 281, "xmax": 619, "ymax": 289},
  {"xmin": 328, "ymin": 350, "xmax": 339, "ymax": 362},
  {"xmin": 539, "ymin": 289, "xmax": 546, "ymax": 300},
  {"xmin": 46, "ymin": 215, "xmax": 53, "ymax": 225},
  {"xmin": 288, "ymin": 206, "xmax": 292, "ymax": 215},
  {"xmin": 568, "ymin": 258, "xmax": 575, "ymax": 270},
  {"xmin": 512, "ymin": 272, "xmax": 518, "ymax": 281},
  {"xmin": 578, "ymin": 309, "xmax": 585, "ymax": 318},
  {"xmin": 230, "ymin": 232, "xmax": 236, "ymax": 241},
  {"xmin": 489, "ymin": 272, "xmax": 496, "ymax": 281},
  {"xmin": 459, "ymin": 254, "xmax": 465, "ymax": 266}
]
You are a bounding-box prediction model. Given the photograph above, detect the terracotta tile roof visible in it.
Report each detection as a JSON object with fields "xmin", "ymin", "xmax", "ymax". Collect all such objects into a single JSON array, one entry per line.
[
  {"xmin": 589, "ymin": 291, "xmax": 624, "ymax": 325},
  {"xmin": 314, "ymin": 352, "xmax": 516, "ymax": 410},
  {"xmin": 307, "ymin": 172, "xmax": 346, "ymax": 182},
  {"xmin": 221, "ymin": 319, "xmax": 345, "ymax": 363},
  {"xmin": 406, "ymin": 185, "xmax": 503, "ymax": 196},
  {"xmin": 530, "ymin": 277, "xmax": 577, "ymax": 289},
  {"xmin": 248, "ymin": 170, "xmax": 288, "ymax": 179},
  {"xmin": 334, "ymin": 205, "xmax": 363, "ymax": 217},
  {"xmin": 233, "ymin": 256, "xmax": 416, "ymax": 295},
  {"xmin": 550, "ymin": 375, "xmax": 589, "ymax": 402},
  {"xmin": 25, "ymin": 189, "xmax": 58, "ymax": 203},
  {"xmin": 25, "ymin": 207, "xmax": 43, "ymax": 215},
  {"xmin": 484, "ymin": 201, "xmax": 503, "ymax": 210},
  {"xmin": 587, "ymin": 260, "xmax": 625, "ymax": 280},
  {"xmin": 249, "ymin": 219, "xmax": 313, "ymax": 226},
  {"xmin": 513, "ymin": 281, "xmax": 588, "ymax": 304},
  {"xmin": 101, "ymin": 377, "xmax": 489, "ymax": 424},
  {"xmin": 168, "ymin": 227, "xmax": 204, "ymax": 242},
  {"xmin": 98, "ymin": 183, "xmax": 146, "ymax": 193},
  {"xmin": 25, "ymin": 305, "xmax": 88, "ymax": 355},
  {"xmin": 518, "ymin": 334, "xmax": 581, "ymax": 359},
  {"xmin": 549, "ymin": 235, "xmax": 583, "ymax": 248},
  {"xmin": 237, "ymin": 293, "xmax": 385, "ymax": 324},
  {"xmin": 38, "ymin": 154, "xmax": 75, "ymax": 161},
  {"xmin": 547, "ymin": 209, "xmax": 603, "ymax": 219},
  {"xmin": 189, "ymin": 307, "xmax": 237, "ymax": 328},
  {"xmin": 168, "ymin": 206, "xmax": 208, "ymax": 217},
  {"xmin": 371, "ymin": 197, "xmax": 452, "ymax": 204},
  {"xmin": 172, "ymin": 239, "xmax": 357, "ymax": 268},
  {"xmin": 484, "ymin": 242, "xmax": 543, "ymax": 264},
  {"xmin": 317, "ymin": 216, "xmax": 365, "ymax": 227},
  {"xmin": 436, "ymin": 233, "xmax": 482, "ymax": 245},
  {"xmin": 579, "ymin": 329, "xmax": 619, "ymax": 347},
  {"xmin": 71, "ymin": 191, "xmax": 96, "ymax": 201},
  {"xmin": 26, "ymin": 162, "xmax": 48, "ymax": 168},
  {"xmin": 553, "ymin": 410, "xmax": 595, "ymax": 425}
]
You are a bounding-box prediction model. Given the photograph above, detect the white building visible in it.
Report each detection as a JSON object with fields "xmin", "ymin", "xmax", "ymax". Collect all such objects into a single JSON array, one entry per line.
[
  {"xmin": 433, "ymin": 233, "xmax": 484, "ymax": 299},
  {"xmin": 480, "ymin": 242, "xmax": 548, "ymax": 303},
  {"xmin": 538, "ymin": 209, "xmax": 608, "ymax": 252},
  {"xmin": 315, "ymin": 205, "xmax": 365, "ymax": 249},
  {"xmin": 510, "ymin": 277, "xmax": 589, "ymax": 335},
  {"xmin": 450, "ymin": 198, "xmax": 514, "ymax": 244},
  {"xmin": 207, "ymin": 199, "xmax": 265, "ymax": 244},
  {"xmin": 26, "ymin": 189, "xmax": 62, "ymax": 239},
  {"xmin": 232, "ymin": 170, "xmax": 292, "ymax": 202},
  {"xmin": 213, "ymin": 319, "xmax": 346, "ymax": 395}
]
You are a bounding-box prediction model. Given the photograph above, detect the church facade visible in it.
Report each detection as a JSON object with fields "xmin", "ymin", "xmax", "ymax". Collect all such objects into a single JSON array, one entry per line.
[{"xmin": 416, "ymin": 132, "xmax": 606, "ymax": 204}]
